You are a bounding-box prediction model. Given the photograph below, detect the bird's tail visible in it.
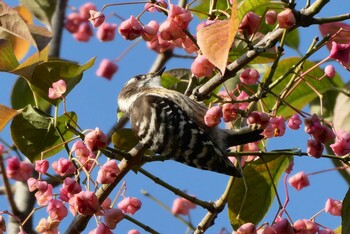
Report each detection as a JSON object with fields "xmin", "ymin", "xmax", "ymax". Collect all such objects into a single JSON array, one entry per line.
[{"xmin": 225, "ymin": 124, "xmax": 264, "ymax": 147}]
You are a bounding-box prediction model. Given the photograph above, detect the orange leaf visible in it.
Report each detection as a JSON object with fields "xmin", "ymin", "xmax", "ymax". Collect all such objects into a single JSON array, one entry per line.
[
  {"xmin": 197, "ymin": 1, "xmax": 239, "ymax": 75},
  {"xmin": 11, "ymin": 5, "xmax": 33, "ymax": 60},
  {"xmin": 0, "ymin": 104, "xmax": 20, "ymax": 132}
]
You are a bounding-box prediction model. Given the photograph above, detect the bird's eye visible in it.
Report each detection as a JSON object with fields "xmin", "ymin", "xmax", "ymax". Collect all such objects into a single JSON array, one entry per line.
[{"xmin": 134, "ymin": 75, "xmax": 146, "ymax": 81}]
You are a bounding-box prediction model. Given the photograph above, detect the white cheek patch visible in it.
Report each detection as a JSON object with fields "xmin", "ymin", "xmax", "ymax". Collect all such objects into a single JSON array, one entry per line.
[{"xmin": 147, "ymin": 76, "xmax": 162, "ymax": 88}]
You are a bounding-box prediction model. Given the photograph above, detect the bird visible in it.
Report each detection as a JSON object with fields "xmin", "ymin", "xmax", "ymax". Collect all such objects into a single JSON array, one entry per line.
[{"xmin": 117, "ymin": 67, "xmax": 263, "ymax": 176}]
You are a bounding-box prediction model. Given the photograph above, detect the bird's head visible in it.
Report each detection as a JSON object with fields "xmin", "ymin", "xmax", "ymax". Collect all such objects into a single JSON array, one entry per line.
[{"xmin": 118, "ymin": 67, "xmax": 166, "ymax": 114}]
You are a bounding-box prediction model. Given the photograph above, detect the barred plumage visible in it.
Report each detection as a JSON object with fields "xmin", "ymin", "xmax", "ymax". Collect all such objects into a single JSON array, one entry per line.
[{"xmin": 118, "ymin": 68, "xmax": 263, "ymax": 176}]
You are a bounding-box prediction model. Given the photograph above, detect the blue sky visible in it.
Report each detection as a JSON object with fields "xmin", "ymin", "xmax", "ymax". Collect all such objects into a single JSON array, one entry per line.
[{"xmin": 1, "ymin": 0, "xmax": 350, "ymax": 233}]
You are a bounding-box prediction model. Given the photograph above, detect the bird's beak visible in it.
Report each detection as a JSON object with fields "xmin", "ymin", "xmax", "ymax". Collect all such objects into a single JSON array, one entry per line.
[{"xmin": 152, "ymin": 67, "xmax": 166, "ymax": 77}]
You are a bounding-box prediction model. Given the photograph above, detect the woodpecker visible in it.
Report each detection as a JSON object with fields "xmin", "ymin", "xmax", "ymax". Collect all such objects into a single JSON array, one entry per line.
[{"xmin": 118, "ymin": 68, "xmax": 263, "ymax": 176}]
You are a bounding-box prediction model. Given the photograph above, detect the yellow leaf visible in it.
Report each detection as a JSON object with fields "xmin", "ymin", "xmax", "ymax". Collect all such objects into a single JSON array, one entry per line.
[
  {"xmin": 0, "ymin": 104, "xmax": 20, "ymax": 132},
  {"xmin": 197, "ymin": 1, "xmax": 239, "ymax": 75}
]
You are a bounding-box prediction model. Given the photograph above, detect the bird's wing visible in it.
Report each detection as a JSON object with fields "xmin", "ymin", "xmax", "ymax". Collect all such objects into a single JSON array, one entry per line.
[{"xmin": 129, "ymin": 94, "xmax": 241, "ymax": 176}]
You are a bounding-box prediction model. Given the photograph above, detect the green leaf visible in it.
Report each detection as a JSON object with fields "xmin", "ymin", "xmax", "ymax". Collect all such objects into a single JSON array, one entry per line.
[
  {"xmin": 327, "ymin": 82, "xmax": 350, "ymax": 185},
  {"xmin": 12, "ymin": 57, "xmax": 96, "ymax": 106},
  {"xmin": 261, "ymin": 57, "xmax": 344, "ymax": 118},
  {"xmin": 162, "ymin": 68, "xmax": 191, "ymax": 92},
  {"xmin": 229, "ymin": 35, "xmax": 277, "ymax": 64},
  {"xmin": 0, "ymin": 39, "xmax": 19, "ymax": 70},
  {"xmin": 112, "ymin": 128, "xmax": 154, "ymax": 156},
  {"xmin": 237, "ymin": 0, "xmax": 282, "ymax": 20},
  {"xmin": 10, "ymin": 105, "xmax": 77, "ymax": 161},
  {"xmin": 309, "ymin": 90, "xmax": 338, "ymax": 123},
  {"xmin": 20, "ymin": 0, "xmax": 56, "ymax": 27},
  {"xmin": 0, "ymin": 104, "xmax": 20, "ymax": 132},
  {"xmin": 342, "ymin": 187, "xmax": 350, "ymax": 234},
  {"xmin": 11, "ymin": 77, "xmax": 51, "ymax": 111},
  {"xmin": 161, "ymin": 71, "xmax": 182, "ymax": 89},
  {"xmin": 309, "ymin": 71, "xmax": 345, "ymax": 122},
  {"xmin": 112, "ymin": 128, "xmax": 139, "ymax": 152},
  {"xmin": 228, "ymin": 155, "xmax": 292, "ymax": 230},
  {"xmin": 192, "ymin": 0, "xmax": 228, "ymax": 20},
  {"xmin": 285, "ymin": 28, "xmax": 299, "ymax": 50},
  {"xmin": 333, "ymin": 82, "xmax": 350, "ymax": 132}
]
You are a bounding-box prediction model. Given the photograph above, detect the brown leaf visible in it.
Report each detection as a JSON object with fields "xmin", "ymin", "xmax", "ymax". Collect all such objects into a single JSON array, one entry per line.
[
  {"xmin": 197, "ymin": 1, "xmax": 239, "ymax": 75},
  {"xmin": 0, "ymin": 1, "xmax": 51, "ymax": 52}
]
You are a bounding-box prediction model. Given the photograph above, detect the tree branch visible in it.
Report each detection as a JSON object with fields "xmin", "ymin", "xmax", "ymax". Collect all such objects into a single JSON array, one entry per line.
[
  {"xmin": 193, "ymin": 0, "xmax": 333, "ymax": 101},
  {"xmin": 65, "ymin": 143, "xmax": 146, "ymax": 233}
]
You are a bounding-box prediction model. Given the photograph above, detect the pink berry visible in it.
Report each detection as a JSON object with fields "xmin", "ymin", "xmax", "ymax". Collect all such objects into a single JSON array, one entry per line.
[
  {"xmin": 277, "ymin": 9, "xmax": 296, "ymax": 29},
  {"xmin": 257, "ymin": 225, "xmax": 275, "ymax": 234},
  {"xmin": 313, "ymin": 125, "xmax": 335, "ymax": 144},
  {"xmin": 79, "ymin": 2, "xmax": 97, "ymax": 21},
  {"xmin": 6, "ymin": 157, "xmax": 33, "ymax": 181},
  {"xmin": 117, "ymin": 197, "xmax": 142, "ymax": 215},
  {"xmin": 182, "ymin": 35, "xmax": 197, "ymax": 54},
  {"xmin": 97, "ymin": 23, "xmax": 117, "ymax": 42},
  {"xmin": 84, "ymin": 127, "xmax": 108, "ymax": 151},
  {"xmin": 307, "ymin": 139, "xmax": 324, "ymax": 158},
  {"xmin": 265, "ymin": 10, "xmax": 277, "ymax": 25},
  {"xmin": 146, "ymin": 34, "xmax": 175, "ymax": 53},
  {"xmin": 73, "ymin": 23, "xmax": 93, "ymax": 42},
  {"xmin": 36, "ymin": 218, "xmax": 59, "ymax": 234},
  {"xmin": 96, "ymin": 59, "xmax": 118, "ymax": 80},
  {"xmin": 247, "ymin": 111, "xmax": 270, "ymax": 129},
  {"xmin": 89, "ymin": 10, "xmax": 105, "ymax": 28},
  {"xmin": 304, "ymin": 114, "xmax": 322, "ymax": 135},
  {"xmin": 89, "ymin": 222, "xmax": 113, "ymax": 234},
  {"xmin": 128, "ymin": 230, "xmax": 140, "ymax": 234},
  {"xmin": 65, "ymin": 13, "xmax": 83, "ymax": 33},
  {"xmin": 59, "ymin": 177, "xmax": 82, "ymax": 202},
  {"xmin": 103, "ymin": 208, "xmax": 124, "ymax": 229},
  {"xmin": 97, "ymin": 160, "xmax": 120, "ymax": 184},
  {"xmin": 171, "ymin": 197, "xmax": 196, "ymax": 215},
  {"xmin": 144, "ymin": 0, "xmax": 168, "ymax": 13},
  {"xmin": 288, "ymin": 171, "xmax": 310, "ymax": 191},
  {"xmin": 324, "ymin": 65, "xmax": 335, "ymax": 78},
  {"xmin": 293, "ymin": 219, "xmax": 319, "ymax": 234},
  {"xmin": 52, "ymin": 158, "xmax": 76, "ymax": 176},
  {"xmin": 204, "ymin": 106, "xmax": 222, "ymax": 127},
  {"xmin": 35, "ymin": 182, "xmax": 53, "ymax": 206},
  {"xmin": 330, "ymin": 130, "xmax": 350, "ymax": 156},
  {"xmin": 142, "ymin": 20, "xmax": 159, "ymax": 41},
  {"xmin": 191, "ymin": 54, "xmax": 215, "ymax": 78},
  {"xmin": 68, "ymin": 191, "xmax": 100, "ymax": 216},
  {"xmin": 236, "ymin": 222, "xmax": 257, "ymax": 234},
  {"xmin": 271, "ymin": 219, "xmax": 294, "ymax": 234},
  {"xmin": 325, "ymin": 198, "xmax": 342, "ymax": 216},
  {"xmin": 240, "ymin": 68, "xmax": 260, "ymax": 85},
  {"xmin": 118, "ymin": 15, "xmax": 143, "ymax": 40},
  {"xmin": 47, "ymin": 199, "xmax": 68, "ymax": 221},
  {"xmin": 35, "ymin": 159, "xmax": 49, "ymax": 174},
  {"xmin": 287, "ymin": 113, "xmax": 302, "ymax": 130},
  {"xmin": 329, "ymin": 42, "xmax": 350, "ymax": 65},
  {"xmin": 236, "ymin": 91, "xmax": 250, "ymax": 110},
  {"xmin": 222, "ymin": 103, "xmax": 238, "ymax": 122},
  {"xmin": 269, "ymin": 116, "xmax": 286, "ymax": 137},
  {"xmin": 48, "ymin": 79, "xmax": 67, "ymax": 99},
  {"xmin": 239, "ymin": 12, "xmax": 261, "ymax": 35},
  {"xmin": 168, "ymin": 4, "xmax": 192, "ymax": 30}
]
